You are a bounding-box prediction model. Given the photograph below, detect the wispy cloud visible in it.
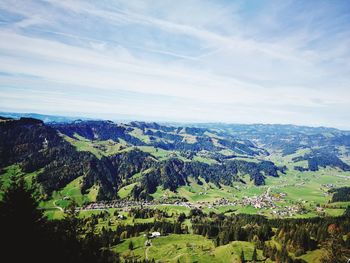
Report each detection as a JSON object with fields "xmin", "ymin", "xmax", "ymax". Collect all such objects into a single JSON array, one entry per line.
[{"xmin": 0, "ymin": 0, "xmax": 349, "ymax": 128}]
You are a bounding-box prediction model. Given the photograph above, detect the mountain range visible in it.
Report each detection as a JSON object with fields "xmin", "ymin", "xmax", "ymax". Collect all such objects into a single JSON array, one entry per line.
[{"xmin": 1, "ymin": 113, "xmax": 349, "ymax": 204}]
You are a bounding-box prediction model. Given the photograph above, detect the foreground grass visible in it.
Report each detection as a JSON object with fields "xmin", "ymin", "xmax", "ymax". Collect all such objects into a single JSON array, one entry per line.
[
  {"xmin": 113, "ymin": 234, "xmax": 264, "ymax": 263},
  {"xmin": 297, "ymin": 249, "xmax": 327, "ymax": 263}
]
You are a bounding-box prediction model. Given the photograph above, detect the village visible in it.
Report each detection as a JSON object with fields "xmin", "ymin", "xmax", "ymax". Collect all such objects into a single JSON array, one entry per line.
[
  {"xmin": 70, "ymin": 186, "xmax": 312, "ymax": 218},
  {"xmin": 239, "ymin": 188, "xmax": 280, "ymax": 209}
]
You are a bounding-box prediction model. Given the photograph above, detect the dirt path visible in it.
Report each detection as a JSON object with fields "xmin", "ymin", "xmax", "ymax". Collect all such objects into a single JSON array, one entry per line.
[
  {"xmin": 53, "ymin": 200, "xmax": 64, "ymax": 212},
  {"xmin": 145, "ymin": 245, "xmax": 151, "ymax": 260}
]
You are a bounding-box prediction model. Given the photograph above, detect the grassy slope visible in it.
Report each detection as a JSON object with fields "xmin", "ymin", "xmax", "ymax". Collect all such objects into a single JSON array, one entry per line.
[
  {"xmin": 2, "ymin": 135, "xmax": 350, "ymax": 221},
  {"xmin": 2, "ymin": 132, "xmax": 348, "ymax": 262},
  {"xmin": 62, "ymin": 134, "xmax": 126, "ymax": 159},
  {"xmin": 113, "ymin": 234, "xmax": 265, "ymax": 263},
  {"xmin": 0, "ymin": 164, "xmax": 333, "ymax": 263},
  {"xmin": 71, "ymin": 206, "xmax": 329, "ymax": 263},
  {"xmin": 42, "ymin": 176, "xmax": 99, "ymax": 219},
  {"xmin": 298, "ymin": 249, "xmax": 327, "ymax": 263},
  {"xmin": 129, "ymin": 128, "xmax": 151, "ymax": 144},
  {"xmin": 118, "ymin": 183, "xmax": 137, "ymax": 199}
]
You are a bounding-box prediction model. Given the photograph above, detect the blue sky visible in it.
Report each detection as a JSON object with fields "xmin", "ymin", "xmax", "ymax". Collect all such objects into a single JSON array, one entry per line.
[{"xmin": 0, "ymin": 0, "xmax": 349, "ymax": 128}]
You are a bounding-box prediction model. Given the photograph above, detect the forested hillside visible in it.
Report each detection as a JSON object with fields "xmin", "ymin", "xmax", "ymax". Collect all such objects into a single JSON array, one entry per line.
[
  {"xmin": 1, "ymin": 116, "xmax": 350, "ymax": 263},
  {"xmin": 0, "ymin": 117, "xmax": 285, "ymax": 202},
  {"xmin": 1, "ymin": 116, "xmax": 350, "ymax": 205}
]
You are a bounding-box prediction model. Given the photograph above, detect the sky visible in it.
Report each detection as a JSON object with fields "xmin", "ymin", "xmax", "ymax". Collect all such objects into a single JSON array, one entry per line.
[{"xmin": 0, "ymin": 0, "xmax": 349, "ymax": 128}]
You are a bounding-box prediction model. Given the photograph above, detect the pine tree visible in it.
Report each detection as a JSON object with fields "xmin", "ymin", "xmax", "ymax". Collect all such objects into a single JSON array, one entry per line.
[
  {"xmin": 129, "ymin": 240, "xmax": 134, "ymax": 250},
  {"xmin": 240, "ymin": 250, "xmax": 245, "ymax": 263},
  {"xmin": 216, "ymin": 236, "xmax": 220, "ymax": 247},
  {"xmin": 64, "ymin": 200, "xmax": 81, "ymax": 238},
  {"xmin": 0, "ymin": 179, "xmax": 47, "ymax": 262},
  {"xmin": 0, "ymin": 179, "xmax": 118, "ymax": 263},
  {"xmin": 252, "ymin": 247, "xmax": 257, "ymax": 262}
]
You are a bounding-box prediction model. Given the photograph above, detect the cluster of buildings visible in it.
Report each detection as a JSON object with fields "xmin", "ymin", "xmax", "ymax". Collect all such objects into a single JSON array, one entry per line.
[
  {"xmin": 321, "ymin": 183, "xmax": 337, "ymax": 189},
  {"xmin": 73, "ymin": 187, "xmax": 315, "ymax": 219},
  {"xmin": 78, "ymin": 199, "xmax": 205, "ymax": 211},
  {"xmin": 239, "ymin": 189, "xmax": 282, "ymax": 209},
  {"xmin": 209, "ymin": 198, "xmax": 236, "ymax": 208},
  {"xmin": 78, "ymin": 200, "xmax": 154, "ymax": 211},
  {"xmin": 271, "ymin": 205, "xmax": 306, "ymax": 217}
]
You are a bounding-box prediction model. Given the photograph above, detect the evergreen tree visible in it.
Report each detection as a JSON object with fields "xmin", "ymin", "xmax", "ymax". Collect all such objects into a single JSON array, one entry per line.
[
  {"xmin": 177, "ymin": 213, "xmax": 186, "ymax": 223},
  {"xmin": 0, "ymin": 179, "xmax": 118, "ymax": 263},
  {"xmin": 252, "ymin": 247, "xmax": 257, "ymax": 262},
  {"xmin": 240, "ymin": 250, "xmax": 245, "ymax": 263},
  {"xmin": 129, "ymin": 240, "xmax": 134, "ymax": 250},
  {"xmin": 215, "ymin": 236, "xmax": 220, "ymax": 247},
  {"xmin": 0, "ymin": 179, "xmax": 48, "ymax": 262}
]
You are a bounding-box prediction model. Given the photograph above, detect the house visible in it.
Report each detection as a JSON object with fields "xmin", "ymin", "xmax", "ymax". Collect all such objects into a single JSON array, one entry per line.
[
  {"xmin": 117, "ymin": 214, "xmax": 126, "ymax": 220},
  {"xmin": 149, "ymin": 231, "xmax": 161, "ymax": 238}
]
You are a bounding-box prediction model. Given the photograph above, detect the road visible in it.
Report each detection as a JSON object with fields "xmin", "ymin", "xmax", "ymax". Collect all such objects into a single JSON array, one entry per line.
[{"xmin": 53, "ymin": 200, "xmax": 64, "ymax": 212}]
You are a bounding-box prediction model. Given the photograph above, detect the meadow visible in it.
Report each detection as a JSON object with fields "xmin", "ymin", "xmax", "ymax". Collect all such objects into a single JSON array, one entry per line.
[{"xmin": 112, "ymin": 234, "xmax": 266, "ymax": 263}]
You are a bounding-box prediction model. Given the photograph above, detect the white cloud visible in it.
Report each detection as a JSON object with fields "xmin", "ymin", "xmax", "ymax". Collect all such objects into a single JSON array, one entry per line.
[{"xmin": 0, "ymin": 0, "xmax": 349, "ymax": 128}]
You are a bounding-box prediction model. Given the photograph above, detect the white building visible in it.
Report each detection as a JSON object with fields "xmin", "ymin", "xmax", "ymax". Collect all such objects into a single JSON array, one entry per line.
[{"xmin": 150, "ymin": 232, "xmax": 161, "ymax": 238}]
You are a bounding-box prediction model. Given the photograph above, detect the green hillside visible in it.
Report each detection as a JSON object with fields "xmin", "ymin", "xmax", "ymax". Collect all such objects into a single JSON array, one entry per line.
[{"xmin": 1, "ymin": 117, "xmax": 350, "ymax": 262}]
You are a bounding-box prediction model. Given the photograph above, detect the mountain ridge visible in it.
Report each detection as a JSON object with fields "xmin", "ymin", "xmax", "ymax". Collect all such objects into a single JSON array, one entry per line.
[
  {"xmin": 1, "ymin": 111, "xmax": 349, "ymax": 132},
  {"xmin": 1, "ymin": 116, "xmax": 349, "ymax": 209}
]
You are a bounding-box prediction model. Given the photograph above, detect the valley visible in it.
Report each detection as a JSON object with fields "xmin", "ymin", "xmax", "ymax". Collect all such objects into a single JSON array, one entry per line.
[{"xmin": 1, "ymin": 116, "xmax": 350, "ymax": 262}]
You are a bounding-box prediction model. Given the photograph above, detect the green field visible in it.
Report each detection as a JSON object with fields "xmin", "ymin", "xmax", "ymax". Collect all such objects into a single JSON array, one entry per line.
[
  {"xmin": 2, "ymin": 159, "xmax": 349, "ymax": 220},
  {"xmin": 149, "ymin": 164, "xmax": 350, "ymax": 218},
  {"xmin": 113, "ymin": 234, "xmax": 264, "ymax": 263},
  {"xmin": 62, "ymin": 134, "xmax": 126, "ymax": 159},
  {"xmin": 56, "ymin": 135, "xmax": 350, "ymax": 218},
  {"xmin": 40, "ymin": 176, "xmax": 99, "ymax": 215},
  {"xmin": 1, "ymin": 153, "xmax": 349, "ymax": 262}
]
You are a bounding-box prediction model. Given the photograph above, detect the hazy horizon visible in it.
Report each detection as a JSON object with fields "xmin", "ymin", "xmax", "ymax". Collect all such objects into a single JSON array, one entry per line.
[
  {"xmin": 0, "ymin": 1, "xmax": 349, "ymax": 129},
  {"xmin": 2, "ymin": 110, "xmax": 350, "ymax": 132}
]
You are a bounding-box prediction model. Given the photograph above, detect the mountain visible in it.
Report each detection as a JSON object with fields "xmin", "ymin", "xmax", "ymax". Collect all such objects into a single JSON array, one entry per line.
[
  {"xmin": 0, "ymin": 117, "xmax": 282, "ymax": 200},
  {"xmin": 2, "ymin": 115, "xmax": 350, "ymax": 263},
  {"xmin": 0, "ymin": 112, "xmax": 93, "ymax": 123},
  {"xmin": 188, "ymin": 123, "xmax": 350, "ymax": 169},
  {"xmin": 1, "ymin": 116, "xmax": 350, "ymax": 206}
]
